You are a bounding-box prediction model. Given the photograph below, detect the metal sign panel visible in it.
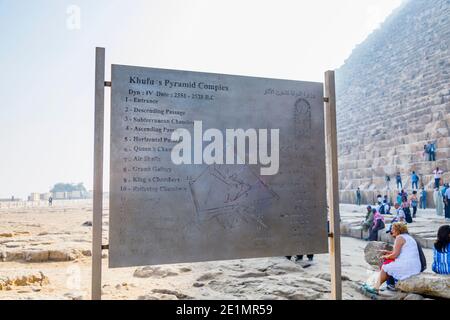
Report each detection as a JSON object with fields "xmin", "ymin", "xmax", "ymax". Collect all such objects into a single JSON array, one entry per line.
[{"xmin": 109, "ymin": 65, "xmax": 327, "ymax": 268}]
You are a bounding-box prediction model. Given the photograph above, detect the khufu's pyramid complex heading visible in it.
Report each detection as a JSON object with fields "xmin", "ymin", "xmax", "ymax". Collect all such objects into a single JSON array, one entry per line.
[{"xmin": 336, "ymin": 0, "xmax": 450, "ymax": 206}]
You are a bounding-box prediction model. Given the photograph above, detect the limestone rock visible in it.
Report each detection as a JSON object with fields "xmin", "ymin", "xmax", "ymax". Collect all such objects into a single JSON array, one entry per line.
[
  {"xmin": 151, "ymin": 288, "xmax": 192, "ymax": 300},
  {"xmin": 1, "ymin": 250, "xmax": 23, "ymax": 262},
  {"xmin": 364, "ymin": 242, "xmax": 393, "ymax": 268},
  {"xmin": 196, "ymin": 272, "xmax": 223, "ymax": 282},
  {"xmin": 81, "ymin": 249, "xmax": 92, "ymax": 257},
  {"xmin": 137, "ymin": 295, "xmax": 159, "ymax": 300},
  {"xmin": 396, "ymin": 273, "xmax": 450, "ymax": 299},
  {"xmin": 0, "ymin": 233, "xmax": 14, "ymax": 238},
  {"xmin": 193, "ymin": 282, "xmax": 205, "ymax": 288},
  {"xmin": 403, "ymin": 293, "xmax": 425, "ymax": 300},
  {"xmin": 64, "ymin": 291, "xmax": 84, "ymax": 300},
  {"xmin": 0, "ymin": 271, "xmax": 49, "ymax": 290},
  {"xmin": 24, "ymin": 250, "xmax": 49, "ymax": 262},
  {"xmin": 133, "ymin": 266, "xmax": 178, "ymax": 278},
  {"xmin": 48, "ymin": 249, "xmax": 80, "ymax": 261}
]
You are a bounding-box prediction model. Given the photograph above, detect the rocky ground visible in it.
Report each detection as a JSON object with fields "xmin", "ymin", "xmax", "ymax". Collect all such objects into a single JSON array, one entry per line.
[{"xmin": 0, "ymin": 200, "xmax": 440, "ymax": 300}]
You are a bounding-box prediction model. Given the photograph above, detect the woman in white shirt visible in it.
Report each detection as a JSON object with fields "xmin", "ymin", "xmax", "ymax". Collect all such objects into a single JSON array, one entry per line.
[
  {"xmin": 433, "ymin": 167, "xmax": 443, "ymax": 189},
  {"xmin": 376, "ymin": 223, "xmax": 421, "ymax": 292}
]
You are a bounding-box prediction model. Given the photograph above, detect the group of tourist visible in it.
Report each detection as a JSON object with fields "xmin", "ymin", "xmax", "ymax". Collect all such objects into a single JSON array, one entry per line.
[
  {"xmin": 384, "ymin": 167, "xmax": 443, "ymax": 191},
  {"xmin": 363, "ymin": 224, "xmax": 450, "ymax": 294},
  {"xmin": 361, "ymin": 190, "xmax": 416, "ymax": 239},
  {"xmin": 359, "ymin": 166, "xmax": 450, "ymax": 294},
  {"xmin": 357, "ymin": 166, "xmax": 450, "ymax": 221}
]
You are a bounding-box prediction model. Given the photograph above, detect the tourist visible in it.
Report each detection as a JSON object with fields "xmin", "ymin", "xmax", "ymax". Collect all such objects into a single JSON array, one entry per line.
[
  {"xmin": 379, "ymin": 199, "xmax": 390, "ymax": 215},
  {"xmin": 396, "ymin": 192, "xmax": 403, "ymax": 206},
  {"xmin": 369, "ymin": 209, "xmax": 385, "ymax": 241},
  {"xmin": 434, "ymin": 187, "xmax": 444, "ymax": 216},
  {"xmin": 356, "ymin": 188, "xmax": 362, "ymax": 206},
  {"xmin": 433, "ymin": 167, "xmax": 443, "ymax": 188},
  {"xmin": 429, "ymin": 141, "xmax": 436, "ymax": 161},
  {"xmin": 48, "ymin": 196, "xmax": 53, "ymax": 207},
  {"xmin": 393, "ymin": 203, "xmax": 406, "ymax": 223},
  {"xmin": 285, "ymin": 254, "xmax": 314, "ymax": 262},
  {"xmin": 362, "ymin": 206, "xmax": 374, "ymax": 234},
  {"xmin": 377, "ymin": 194, "xmax": 382, "ymax": 205},
  {"xmin": 410, "ymin": 191, "xmax": 419, "ymax": 218},
  {"xmin": 443, "ymin": 183, "xmax": 449, "ymax": 198},
  {"xmin": 384, "ymin": 199, "xmax": 391, "ymax": 214},
  {"xmin": 420, "ymin": 187, "xmax": 427, "ymax": 209},
  {"xmin": 432, "ymin": 225, "xmax": 450, "ymax": 275},
  {"xmin": 411, "ymin": 171, "xmax": 419, "ymax": 190},
  {"xmin": 386, "ymin": 203, "xmax": 406, "ymax": 234},
  {"xmin": 402, "ymin": 197, "xmax": 413, "ymax": 223},
  {"xmin": 385, "ymin": 175, "xmax": 391, "ymax": 190},
  {"xmin": 401, "ymin": 189, "xmax": 408, "ymax": 199},
  {"xmin": 444, "ymin": 184, "xmax": 450, "ymax": 221},
  {"xmin": 376, "ymin": 223, "xmax": 422, "ymax": 292},
  {"xmin": 396, "ymin": 172, "xmax": 402, "ymax": 190},
  {"xmin": 423, "ymin": 144, "xmax": 429, "ymax": 161},
  {"xmin": 298, "ymin": 254, "xmax": 314, "ymax": 262}
]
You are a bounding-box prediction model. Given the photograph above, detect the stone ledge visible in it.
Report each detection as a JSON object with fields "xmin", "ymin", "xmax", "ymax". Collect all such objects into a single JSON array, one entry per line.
[{"xmin": 397, "ymin": 273, "xmax": 450, "ymax": 299}]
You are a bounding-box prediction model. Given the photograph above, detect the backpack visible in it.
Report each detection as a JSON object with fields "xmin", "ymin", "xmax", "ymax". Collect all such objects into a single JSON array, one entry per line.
[
  {"xmin": 379, "ymin": 205, "xmax": 385, "ymax": 215},
  {"xmin": 414, "ymin": 238, "xmax": 427, "ymax": 272}
]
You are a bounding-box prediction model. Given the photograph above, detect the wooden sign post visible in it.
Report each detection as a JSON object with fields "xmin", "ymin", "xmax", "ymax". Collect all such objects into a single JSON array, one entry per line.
[
  {"xmin": 324, "ymin": 70, "xmax": 342, "ymax": 300},
  {"xmin": 92, "ymin": 47, "xmax": 105, "ymax": 300}
]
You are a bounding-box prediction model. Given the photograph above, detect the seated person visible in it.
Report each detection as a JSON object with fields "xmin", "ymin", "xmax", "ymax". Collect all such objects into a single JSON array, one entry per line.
[
  {"xmin": 375, "ymin": 223, "xmax": 422, "ymax": 292},
  {"xmin": 386, "ymin": 203, "xmax": 405, "ymax": 234},
  {"xmin": 362, "ymin": 206, "xmax": 374, "ymax": 233},
  {"xmin": 378, "ymin": 200, "xmax": 391, "ymax": 215},
  {"xmin": 369, "ymin": 209, "xmax": 385, "ymax": 241},
  {"xmin": 432, "ymin": 225, "xmax": 450, "ymax": 275}
]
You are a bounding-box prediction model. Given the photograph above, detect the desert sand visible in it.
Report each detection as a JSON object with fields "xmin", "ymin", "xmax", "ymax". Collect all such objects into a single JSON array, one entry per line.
[{"xmin": 0, "ymin": 200, "xmax": 434, "ymax": 300}]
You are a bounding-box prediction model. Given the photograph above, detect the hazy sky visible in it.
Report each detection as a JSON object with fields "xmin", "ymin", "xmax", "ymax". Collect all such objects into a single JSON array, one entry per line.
[{"xmin": 0, "ymin": 0, "xmax": 403, "ymax": 199}]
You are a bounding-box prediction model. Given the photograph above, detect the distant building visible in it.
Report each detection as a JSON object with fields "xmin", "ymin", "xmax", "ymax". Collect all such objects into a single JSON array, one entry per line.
[
  {"xmin": 50, "ymin": 190, "xmax": 90, "ymax": 200},
  {"xmin": 53, "ymin": 192, "xmax": 66, "ymax": 200},
  {"xmin": 40, "ymin": 193, "xmax": 52, "ymax": 201},
  {"xmin": 28, "ymin": 193, "xmax": 41, "ymax": 201}
]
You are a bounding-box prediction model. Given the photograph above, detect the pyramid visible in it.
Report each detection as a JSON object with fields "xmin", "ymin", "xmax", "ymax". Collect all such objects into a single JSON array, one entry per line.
[{"xmin": 336, "ymin": 0, "xmax": 450, "ymax": 206}]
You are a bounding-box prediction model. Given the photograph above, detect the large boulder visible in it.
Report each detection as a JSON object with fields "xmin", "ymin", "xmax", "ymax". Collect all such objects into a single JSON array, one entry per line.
[
  {"xmin": 364, "ymin": 242, "xmax": 393, "ymax": 268},
  {"xmin": 397, "ymin": 273, "xmax": 450, "ymax": 299},
  {"xmin": 48, "ymin": 249, "xmax": 80, "ymax": 261}
]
